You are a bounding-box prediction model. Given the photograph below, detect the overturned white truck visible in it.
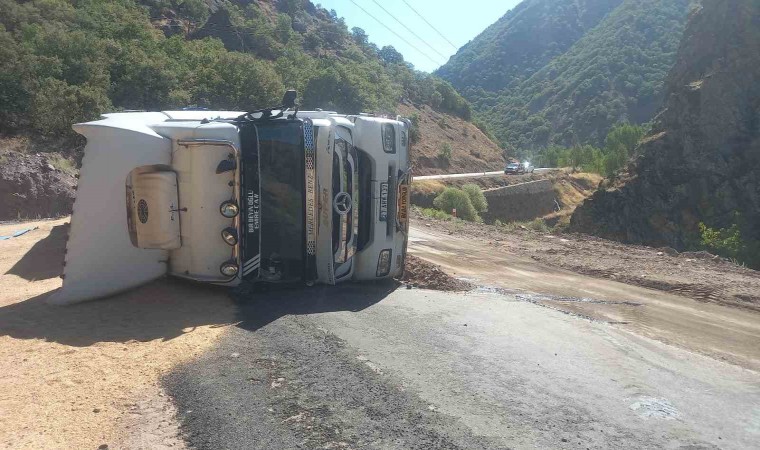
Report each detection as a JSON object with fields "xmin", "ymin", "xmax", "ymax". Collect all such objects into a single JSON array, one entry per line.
[{"xmin": 51, "ymin": 92, "xmax": 411, "ymax": 304}]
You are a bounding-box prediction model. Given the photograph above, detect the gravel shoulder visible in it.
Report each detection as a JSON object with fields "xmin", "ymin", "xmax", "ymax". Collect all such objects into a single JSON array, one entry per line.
[
  {"xmin": 0, "ymin": 218, "xmax": 237, "ymax": 449},
  {"xmin": 413, "ymin": 210, "xmax": 760, "ymax": 312}
]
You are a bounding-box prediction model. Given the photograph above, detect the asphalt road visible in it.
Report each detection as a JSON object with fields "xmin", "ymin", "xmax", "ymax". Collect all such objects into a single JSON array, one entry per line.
[
  {"xmin": 409, "ymin": 227, "xmax": 760, "ymax": 372},
  {"xmin": 165, "ymin": 282, "xmax": 760, "ymax": 449}
]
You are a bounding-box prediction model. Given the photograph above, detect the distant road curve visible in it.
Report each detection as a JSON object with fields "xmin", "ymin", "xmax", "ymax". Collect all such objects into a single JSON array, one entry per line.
[{"xmin": 414, "ymin": 168, "xmax": 555, "ymax": 181}]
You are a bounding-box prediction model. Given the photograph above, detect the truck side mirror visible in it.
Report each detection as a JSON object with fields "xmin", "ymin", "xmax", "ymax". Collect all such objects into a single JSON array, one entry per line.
[{"xmin": 282, "ymin": 90, "xmax": 297, "ymax": 109}]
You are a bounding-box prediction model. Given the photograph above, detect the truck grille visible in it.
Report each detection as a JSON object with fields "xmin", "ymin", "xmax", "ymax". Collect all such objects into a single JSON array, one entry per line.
[{"xmin": 304, "ymin": 119, "xmax": 317, "ymax": 256}]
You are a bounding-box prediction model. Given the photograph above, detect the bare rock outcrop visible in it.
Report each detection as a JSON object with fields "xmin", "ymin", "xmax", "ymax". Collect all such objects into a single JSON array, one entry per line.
[
  {"xmin": 571, "ymin": 0, "xmax": 760, "ymax": 249},
  {"xmin": 0, "ymin": 152, "xmax": 76, "ymax": 220}
]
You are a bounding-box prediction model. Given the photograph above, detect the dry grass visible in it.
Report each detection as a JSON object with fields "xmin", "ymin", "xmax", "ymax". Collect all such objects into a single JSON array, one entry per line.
[
  {"xmin": 46, "ymin": 153, "xmax": 77, "ymax": 175},
  {"xmin": 541, "ymin": 171, "xmax": 604, "ymax": 229},
  {"xmin": 398, "ymin": 103, "xmax": 505, "ymax": 176},
  {"xmin": 411, "ymin": 180, "xmax": 446, "ymax": 196},
  {"xmin": 553, "ymin": 172, "xmax": 603, "ymax": 209},
  {"xmin": 0, "ymin": 136, "xmax": 33, "ymax": 154}
]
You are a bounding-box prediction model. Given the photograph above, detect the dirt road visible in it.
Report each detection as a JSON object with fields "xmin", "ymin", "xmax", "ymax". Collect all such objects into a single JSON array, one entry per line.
[
  {"xmin": 409, "ymin": 225, "xmax": 760, "ymax": 372},
  {"xmin": 0, "ymin": 219, "xmax": 237, "ymax": 449}
]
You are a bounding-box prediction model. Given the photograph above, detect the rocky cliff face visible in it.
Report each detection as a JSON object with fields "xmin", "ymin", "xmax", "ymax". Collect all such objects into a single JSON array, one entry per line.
[
  {"xmin": 0, "ymin": 152, "xmax": 76, "ymax": 220},
  {"xmin": 571, "ymin": 0, "xmax": 760, "ymax": 249}
]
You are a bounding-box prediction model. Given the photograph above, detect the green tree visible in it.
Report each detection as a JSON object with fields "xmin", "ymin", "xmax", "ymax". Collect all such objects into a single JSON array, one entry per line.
[
  {"xmin": 438, "ymin": 142, "xmax": 453, "ymax": 162},
  {"xmin": 379, "ymin": 45, "xmax": 404, "ymax": 65},
  {"xmin": 434, "ymin": 188, "xmax": 480, "ymax": 222},
  {"xmin": 605, "ymin": 123, "xmax": 645, "ymax": 158},
  {"xmin": 698, "ymin": 213, "xmax": 760, "ymax": 268},
  {"xmin": 351, "ymin": 27, "xmax": 369, "ymax": 46},
  {"xmin": 408, "ymin": 113, "xmax": 421, "ymax": 144},
  {"xmin": 462, "ymin": 184, "xmax": 488, "ymax": 213},
  {"xmin": 30, "ymin": 78, "xmax": 112, "ymax": 136}
]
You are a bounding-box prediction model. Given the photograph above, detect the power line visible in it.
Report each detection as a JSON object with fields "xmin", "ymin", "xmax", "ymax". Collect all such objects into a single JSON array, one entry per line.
[
  {"xmin": 347, "ymin": 0, "xmax": 445, "ymax": 67},
  {"xmin": 400, "ymin": 0, "xmax": 459, "ymax": 51},
  {"xmin": 369, "ymin": 0, "xmax": 449, "ymax": 61}
]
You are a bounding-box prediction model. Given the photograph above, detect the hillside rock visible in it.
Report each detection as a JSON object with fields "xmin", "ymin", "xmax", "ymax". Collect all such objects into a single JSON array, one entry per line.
[
  {"xmin": 399, "ymin": 103, "xmax": 504, "ymax": 175},
  {"xmin": 571, "ymin": 0, "xmax": 760, "ymax": 249},
  {"xmin": 0, "ymin": 152, "xmax": 76, "ymax": 220}
]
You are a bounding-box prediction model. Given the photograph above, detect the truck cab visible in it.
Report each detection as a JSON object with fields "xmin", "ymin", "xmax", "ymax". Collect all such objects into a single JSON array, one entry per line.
[{"xmin": 51, "ymin": 96, "xmax": 411, "ymax": 304}]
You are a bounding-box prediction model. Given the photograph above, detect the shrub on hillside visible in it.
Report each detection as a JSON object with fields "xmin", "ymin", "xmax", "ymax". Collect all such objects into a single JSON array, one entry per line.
[
  {"xmin": 433, "ymin": 187, "xmax": 479, "ymax": 222},
  {"xmin": 461, "ymin": 184, "xmax": 488, "ymax": 213},
  {"xmin": 30, "ymin": 79, "xmax": 112, "ymax": 136},
  {"xmin": 408, "ymin": 113, "xmax": 420, "ymax": 144},
  {"xmin": 699, "ymin": 213, "xmax": 760, "ymax": 268},
  {"xmin": 438, "ymin": 143, "xmax": 453, "ymax": 163},
  {"xmin": 419, "ymin": 207, "xmax": 455, "ymax": 221}
]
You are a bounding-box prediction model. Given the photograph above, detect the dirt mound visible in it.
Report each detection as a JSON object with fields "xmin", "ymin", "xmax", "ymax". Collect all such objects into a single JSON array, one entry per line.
[
  {"xmin": 400, "ymin": 255, "xmax": 473, "ymax": 291},
  {"xmin": 0, "ymin": 151, "xmax": 76, "ymax": 220},
  {"xmin": 399, "ymin": 103, "xmax": 505, "ymax": 176}
]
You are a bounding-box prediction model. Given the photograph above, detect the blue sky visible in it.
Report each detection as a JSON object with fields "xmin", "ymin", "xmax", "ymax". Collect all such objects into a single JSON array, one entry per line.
[{"xmin": 315, "ymin": 0, "xmax": 522, "ymax": 73}]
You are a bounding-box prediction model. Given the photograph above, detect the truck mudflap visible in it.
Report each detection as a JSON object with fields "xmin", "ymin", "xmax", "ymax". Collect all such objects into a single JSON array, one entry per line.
[{"xmin": 49, "ymin": 115, "xmax": 172, "ymax": 305}]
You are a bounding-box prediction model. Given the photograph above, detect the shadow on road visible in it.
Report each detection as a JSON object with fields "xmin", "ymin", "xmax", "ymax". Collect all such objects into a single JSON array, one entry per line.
[
  {"xmin": 0, "ymin": 277, "xmax": 398, "ymax": 347},
  {"xmin": 0, "ymin": 278, "xmax": 239, "ymax": 347},
  {"xmin": 233, "ymin": 281, "xmax": 400, "ymax": 332},
  {"xmin": 0, "ymin": 217, "xmax": 398, "ymax": 346},
  {"xmin": 5, "ymin": 224, "xmax": 66, "ymax": 280}
]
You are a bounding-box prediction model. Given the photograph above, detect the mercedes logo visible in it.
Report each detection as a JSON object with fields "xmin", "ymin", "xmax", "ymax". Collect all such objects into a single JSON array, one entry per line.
[
  {"xmin": 137, "ymin": 199, "xmax": 149, "ymax": 224},
  {"xmin": 333, "ymin": 192, "xmax": 352, "ymax": 215}
]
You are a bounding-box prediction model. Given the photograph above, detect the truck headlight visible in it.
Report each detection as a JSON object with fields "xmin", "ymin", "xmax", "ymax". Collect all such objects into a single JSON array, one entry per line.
[
  {"xmin": 221, "ymin": 227, "xmax": 238, "ymax": 246},
  {"xmin": 220, "ymin": 260, "xmax": 239, "ymax": 277},
  {"xmin": 381, "ymin": 124, "xmax": 396, "ymax": 154},
  {"xmin": 220, "ymin": 200, "xmax": 239, "ymax": 218},
  {"xmin": 376, "ymin": 249, "xmax": 392, "ymax": 277}
]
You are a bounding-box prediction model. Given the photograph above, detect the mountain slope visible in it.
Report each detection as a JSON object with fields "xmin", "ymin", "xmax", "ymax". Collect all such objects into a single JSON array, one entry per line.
[
  {"xmin": 571, "ymin": 0, "xmax": 760, "ymax": 267},
  {"xmin": 0, "ymin": 0, "xmax": 472, "ymax": 140},
  {"xmin": 0, "ymin": 0, "xmax": 508, "ymax": 218},
  {"xmin": 398, "ymin": 103, "xmax": 505, "ymax": 176},
  {"xmin": 438, "ymin": 0, "xmax": 692, "ymax": 151},
  {"xmin": 436, "ymin": 0, "xmax": 623, "ymax": 102}
]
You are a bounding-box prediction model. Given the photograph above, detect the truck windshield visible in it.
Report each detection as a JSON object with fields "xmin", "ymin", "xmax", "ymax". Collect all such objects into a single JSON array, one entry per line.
[{"xmin": 257, "ymin": 121, "xmax": 305, "ymax": 282}]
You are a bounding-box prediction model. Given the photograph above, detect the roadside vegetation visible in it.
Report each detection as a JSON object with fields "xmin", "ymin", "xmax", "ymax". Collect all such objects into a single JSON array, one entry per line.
[
  {"xmin": 438, "ymin": 143, "xmax": 453, "ymax": 163},
  {"xmin": 45, "ymin": 153, "xmax": 77, "ymax": 175},
  {"xmin": 533, "ymin": 123, "xmax": 645, "ymax": 177},
  {"xmin": 425, "ymin": 184, "xmax": 488, "ymax": 223},
  {"xmin": 697, "ymin": 213, "xmax": 760, "ymax": 269},
  {"xmin": 493, "ymin": 218, "xmax": 550, "ymax": 233}
]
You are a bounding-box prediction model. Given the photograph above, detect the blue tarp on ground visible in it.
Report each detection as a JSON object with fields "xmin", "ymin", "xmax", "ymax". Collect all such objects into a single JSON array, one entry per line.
[{"xmin": 0, "ymin": 227, "xmax": 37, "ymax": 240}]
